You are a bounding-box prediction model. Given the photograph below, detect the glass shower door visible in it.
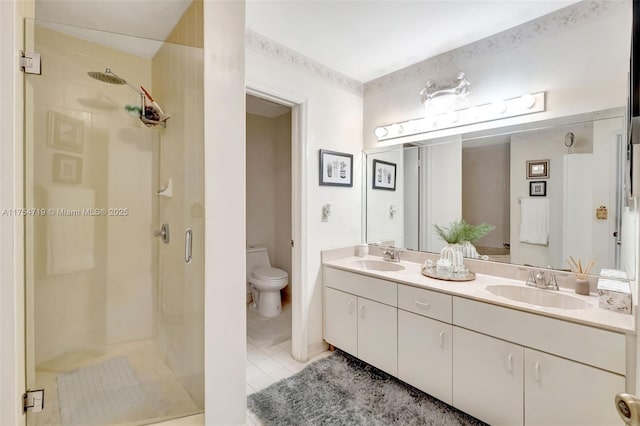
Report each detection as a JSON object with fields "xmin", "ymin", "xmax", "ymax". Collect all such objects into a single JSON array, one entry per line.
[{"xmin": 24, "ymin": 18, "xmax": 204, "ymax": 426}]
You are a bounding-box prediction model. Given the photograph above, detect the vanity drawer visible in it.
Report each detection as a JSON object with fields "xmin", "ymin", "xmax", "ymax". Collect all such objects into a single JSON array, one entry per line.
[
  {"xmin": 324, "ymin": 266, "xmax": 397, "ymax": 306},
  {"xmin": 453, "ymin": 297, "xmax": 626, "ymax": 374},
  {"xmin": 398, "ymin": 285, "xmax": 452, "ymax": 323}
]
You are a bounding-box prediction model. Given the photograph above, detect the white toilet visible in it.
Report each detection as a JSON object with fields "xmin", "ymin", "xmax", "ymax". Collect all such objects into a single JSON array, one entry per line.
[{"xmin": 246, "ymin": 246, "xmax": 288, "ymax": 317}]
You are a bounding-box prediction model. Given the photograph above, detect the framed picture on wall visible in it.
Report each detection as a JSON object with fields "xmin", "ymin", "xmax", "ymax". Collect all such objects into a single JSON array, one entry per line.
[
  {"xmin": 529, "ymin": 181, "xmax": 547, "ymax": 197},
  {"xmin": 526, "ymin": 159, "xmax": 549, "ymax": 179},
  {"xmin": 47, "ymin": 110, "xmax": 85, "ymax": 154},
  {"xmin": 53, "ymin": 153, "xmax": 83, "ymax": 184},
  {"xmin": 372, "ymin": 159, "xmax": 397, "ymax": 191},
  {"xmin": 319, "ymin": 149, "xmax": 353, "ymax": 187}
]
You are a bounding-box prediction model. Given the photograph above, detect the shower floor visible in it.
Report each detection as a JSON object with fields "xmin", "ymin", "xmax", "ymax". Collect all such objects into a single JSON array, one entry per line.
[{"xmin": 32, "ymin": 339, "xmax": 201, "ymax": 426}]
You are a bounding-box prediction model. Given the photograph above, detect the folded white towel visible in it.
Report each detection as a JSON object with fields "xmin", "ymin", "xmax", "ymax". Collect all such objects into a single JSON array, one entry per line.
[
  {"xmin": 519, "ymin": 198, "xmax": 550, "ymax": 245},
  {"xmin": 46, "ymin": 187, "xmax": 95, "ymax": 275}
]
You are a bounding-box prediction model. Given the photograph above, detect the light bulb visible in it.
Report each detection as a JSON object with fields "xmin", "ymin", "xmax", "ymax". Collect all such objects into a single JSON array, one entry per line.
[
  {"xmin": 520, "ymin": 94, "xmax": 536, "ymax": 109},
  {"xmin": 389, "ymin": 123, "xmax": 403, "ymax": 135},
  {"xmin": 374, "ymin": 127, "xmax": 388, "ymax": 139},
  {"xmin": 493, "ymin": 100, "xmax": 507, "ymax": 114}
]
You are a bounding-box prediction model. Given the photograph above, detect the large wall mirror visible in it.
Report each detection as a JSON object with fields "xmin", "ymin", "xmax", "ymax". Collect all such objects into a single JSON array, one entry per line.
[{"xmin": 365, "ymin": 108, "xmax": 637, "ymax": 279}]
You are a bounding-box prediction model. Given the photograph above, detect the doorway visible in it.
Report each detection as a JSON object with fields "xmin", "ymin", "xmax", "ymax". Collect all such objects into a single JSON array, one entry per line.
[{"xmin": 245, "ymin": 94, "xmax": 293, "ymax": 353}]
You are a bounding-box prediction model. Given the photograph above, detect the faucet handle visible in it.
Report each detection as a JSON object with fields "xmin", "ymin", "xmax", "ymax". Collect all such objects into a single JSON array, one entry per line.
[{"xmin": 546, "ymin": 271, "xmax": 559, "ymax": 290}]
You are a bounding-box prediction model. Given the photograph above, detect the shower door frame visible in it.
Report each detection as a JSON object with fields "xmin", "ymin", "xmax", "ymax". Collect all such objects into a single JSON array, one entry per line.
[{"xmin": 0, "ymin": 5, "xmax": 28, "ymax": 425}]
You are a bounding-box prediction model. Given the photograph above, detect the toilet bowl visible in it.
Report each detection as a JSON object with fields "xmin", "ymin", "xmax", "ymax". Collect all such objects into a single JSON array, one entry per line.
[{"xmin": 246, "ymin": 247, "xmax": 288, "ymax": 317}]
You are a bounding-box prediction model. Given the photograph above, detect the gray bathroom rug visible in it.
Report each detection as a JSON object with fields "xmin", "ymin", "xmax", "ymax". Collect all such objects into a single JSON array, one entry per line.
[{"xmin": 247, "ymin": 349, "xmax": 487, "ymax": 426}]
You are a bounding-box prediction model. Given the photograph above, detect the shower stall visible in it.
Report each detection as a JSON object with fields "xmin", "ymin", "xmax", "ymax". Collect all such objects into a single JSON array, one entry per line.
[{"xmin": 24, "ymin": 13, "xmax": 204, "ymax": 426}]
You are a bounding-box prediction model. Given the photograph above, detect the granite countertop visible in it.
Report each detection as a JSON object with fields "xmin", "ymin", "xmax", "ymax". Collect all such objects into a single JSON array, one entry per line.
[{"xmin": 323, "ymin": 255, "xmax": 635, "ymax": 334}]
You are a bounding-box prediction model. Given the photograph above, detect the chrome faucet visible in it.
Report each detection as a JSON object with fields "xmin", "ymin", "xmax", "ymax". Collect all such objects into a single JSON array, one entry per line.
[
  {"xmin": 382, "ymin": 247, "xmax": 401, "ymax": 263},
  {"xmin": 525, "ymin": 268, "xmax": 559, "ymax": 290}
]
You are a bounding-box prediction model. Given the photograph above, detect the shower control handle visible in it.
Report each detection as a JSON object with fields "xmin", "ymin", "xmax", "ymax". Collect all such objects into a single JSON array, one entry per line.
[{"xmin": 154, "ymin": 223, "xmax": 170, "ymax": 244}]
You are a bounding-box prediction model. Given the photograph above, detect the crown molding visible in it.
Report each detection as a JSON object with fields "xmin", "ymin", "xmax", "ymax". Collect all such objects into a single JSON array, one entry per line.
[{"xmin": 246, "ymin": 29, "xmax": 364, "ymax": 97}]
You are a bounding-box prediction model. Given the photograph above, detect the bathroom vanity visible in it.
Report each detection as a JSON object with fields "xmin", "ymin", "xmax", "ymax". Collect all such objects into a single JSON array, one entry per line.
[{"xmin": 322, "ymin": 254, "xmax": 634, "ymax": 426}]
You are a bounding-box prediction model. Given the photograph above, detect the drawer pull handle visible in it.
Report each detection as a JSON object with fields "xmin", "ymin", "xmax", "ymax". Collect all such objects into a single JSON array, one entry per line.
[
  {"xmin": 535, "ymin": 362, "xmax": 540, "ymax": 383},
  {"xmin": 348, "ymin": 301, "xmax": 354, "ymax": 314},
  {"xmin": 507, "ymin": 353, "xmax": 513, "ymax": 372},
  {"xmin": 360, "ymin": 305, "xmax": 366, "ymax": 319},
  {"xmin": 415, "ymin": 300, "xmax": 430, "ymax": 310},
  {"xmin": 439, "ymin": 331, "xmax": 445, "ymax": 348}
]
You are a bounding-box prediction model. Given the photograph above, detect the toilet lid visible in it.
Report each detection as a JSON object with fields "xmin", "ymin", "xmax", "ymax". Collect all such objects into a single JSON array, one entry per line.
[{"xmin": 252, "ymin": 267, "xmax": 287, "ymax": 281}]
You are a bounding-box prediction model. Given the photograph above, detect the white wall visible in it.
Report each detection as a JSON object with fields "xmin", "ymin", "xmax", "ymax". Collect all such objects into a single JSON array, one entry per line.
[
  {"xmin": 363, "ymin": 2, "xmax": 631, "ymax": 149},
  {"xmin": 247, "ymin": 36, "xmax": 364, "ymax": 357},
  {"xmin": 204, "ymin": 1, "xmax": 247, "ymax": 423}
]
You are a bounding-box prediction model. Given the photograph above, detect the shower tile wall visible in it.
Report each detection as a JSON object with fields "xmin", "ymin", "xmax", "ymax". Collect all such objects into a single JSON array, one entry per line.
[
  {"xmin": 28, "ymin": 25, "xmax": 154, "ymax": 367},
  {"xmin": 151, "ymin": 0, "xmax": 205, "ymax": 407}
]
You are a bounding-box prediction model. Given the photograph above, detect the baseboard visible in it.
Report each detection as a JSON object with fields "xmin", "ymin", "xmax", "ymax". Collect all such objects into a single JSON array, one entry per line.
[{"xmin": 307, "ymin": 341, "xmax": 329, "ymax": 360}]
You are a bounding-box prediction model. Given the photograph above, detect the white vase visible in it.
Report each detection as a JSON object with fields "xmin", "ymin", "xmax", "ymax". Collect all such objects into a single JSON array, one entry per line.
[
  {"xmin": 440, "ymin": 244, "xmax": 464, "ymax": 268},
  {"xmin": 460, "ymin": 241, "xmax": 480, "ymax": 259}
]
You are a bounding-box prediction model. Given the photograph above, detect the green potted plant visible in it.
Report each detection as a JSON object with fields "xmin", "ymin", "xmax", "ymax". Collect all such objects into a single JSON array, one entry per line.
[{"xmin": 434, "ymin": 219, "xmax": 495, "ymax": 259}]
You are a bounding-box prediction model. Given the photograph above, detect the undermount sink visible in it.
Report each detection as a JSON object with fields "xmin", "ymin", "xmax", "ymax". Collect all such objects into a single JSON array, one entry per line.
[
  {"xmin": 350, "ymin": 259, "xmax": 405, "ymax": 272},
  {"xmin": 486, "ymin": 285, "xmax": 595, "ymax": 310}
]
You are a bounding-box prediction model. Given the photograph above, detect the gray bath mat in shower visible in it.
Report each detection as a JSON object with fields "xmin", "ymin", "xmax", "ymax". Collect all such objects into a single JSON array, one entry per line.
[{"xmin": 57, "ymin": 356, "xmax": 146, "ymax": 426}]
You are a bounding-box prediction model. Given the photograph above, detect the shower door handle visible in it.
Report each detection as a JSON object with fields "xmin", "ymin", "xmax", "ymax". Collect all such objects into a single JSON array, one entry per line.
[{"xmin": 185, "ymin": 228, "xmax": 193, "ymax": 264}]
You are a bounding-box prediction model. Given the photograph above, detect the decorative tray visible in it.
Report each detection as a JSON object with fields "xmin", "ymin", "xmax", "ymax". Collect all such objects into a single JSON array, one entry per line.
[{"xmin": 421, "ymin": 267, "xmax": 476, "ymax": 282}]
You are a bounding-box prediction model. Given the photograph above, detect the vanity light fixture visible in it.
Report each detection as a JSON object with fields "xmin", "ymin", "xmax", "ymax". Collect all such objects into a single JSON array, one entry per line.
[
  {"xmin": 420, "ymin": 72, "xmax": 470, "ymax": 115},
  {"xmin": 374, "ymin": 91, "xmax": 546, "ymax": 142}
]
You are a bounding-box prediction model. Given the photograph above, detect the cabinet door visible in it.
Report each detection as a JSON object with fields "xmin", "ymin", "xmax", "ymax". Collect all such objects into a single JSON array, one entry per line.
[
  {"xmin": 524, "ymin": 348, "xmax": 625, "ymax": 426},
  {"xmin": 453, "ymin": 327, "xmax": 524, "ymax": 426},
  {"xmin": 324, "ymin": 287, "xmax": 357, "ymax": 356},
  {"xmin": 398, "ymin": 310, "xmax": 452, "ymax": 404},
  {"xmin": 358, "ymin": 297, "xmax": 397, "ymax": 376}
]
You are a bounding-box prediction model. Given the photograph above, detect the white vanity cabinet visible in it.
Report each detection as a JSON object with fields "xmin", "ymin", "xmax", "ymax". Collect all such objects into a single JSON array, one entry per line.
[
  {"xmin": 322, "ymin": 263, "xmax": 629, "ymax": 426},
  {"xmin": 453, "ymin": 297, "xmax": 626, "ymax": 426},
  {"xmin": 452, "ymin": 327, "xmax": 524, "ymax": 426},
  {"xmin": 397, "ymin": 285, "xmax": 453, "ymax": 404},
  {"xmin": 324, "ymin": 287, "xmax": 358, "ymax": 356},
  {"xmin": 524, "ymin": 348, "xmax": 625, "ymax": 426},
  {"xmin": 357, "ymin": 297, "xmax": 397, "ymax": 375},
  {"xmin": 323, "ymin": 267, "xmax": 398, "ymax": 375}
]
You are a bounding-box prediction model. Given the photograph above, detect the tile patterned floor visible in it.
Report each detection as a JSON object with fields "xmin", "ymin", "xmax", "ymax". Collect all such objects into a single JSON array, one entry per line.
[{"xmin": 246, "ymin": 337, "xmax": 331, "ymax": 425}]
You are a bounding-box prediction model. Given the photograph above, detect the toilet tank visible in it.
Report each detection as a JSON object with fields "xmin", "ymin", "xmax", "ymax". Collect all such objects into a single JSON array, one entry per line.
[{"xmin": 246, "ymin": 246, "xmax": 271, "ymax": 279}]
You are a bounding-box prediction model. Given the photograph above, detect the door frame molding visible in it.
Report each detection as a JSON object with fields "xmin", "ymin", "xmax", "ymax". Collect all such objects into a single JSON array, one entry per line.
[{"xmin": 245, "ymin": 84, "xmax": 309, "ymax": 361}]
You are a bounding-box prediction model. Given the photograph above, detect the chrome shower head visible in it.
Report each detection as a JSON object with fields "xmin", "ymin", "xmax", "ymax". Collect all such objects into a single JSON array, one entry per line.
[{"xmin": 87, "ymin": 67, "xmax": 126, "ymax": 85}]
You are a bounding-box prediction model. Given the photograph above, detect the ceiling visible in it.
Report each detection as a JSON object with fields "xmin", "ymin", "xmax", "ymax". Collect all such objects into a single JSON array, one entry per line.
[
  {"xmin": 36, "ymin": 0, "xmax": 579, "ymax": 80},
  {"xmin": 246, "ymin": 1, "xmax": 580, "ymax": 82}
]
